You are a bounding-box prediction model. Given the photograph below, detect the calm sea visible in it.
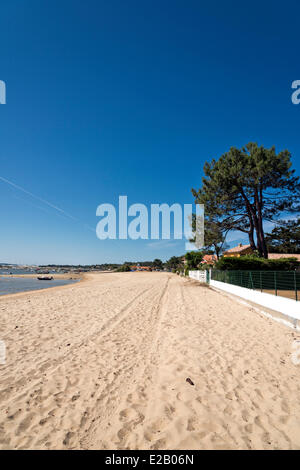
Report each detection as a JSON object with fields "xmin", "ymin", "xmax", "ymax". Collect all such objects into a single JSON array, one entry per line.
[{"xmin": 0, "ymin": 276, "xmax": 79, "ymax": 296}]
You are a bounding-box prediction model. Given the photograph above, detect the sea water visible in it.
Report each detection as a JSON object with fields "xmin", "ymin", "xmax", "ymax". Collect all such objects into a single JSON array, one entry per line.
[{"xmin": 0, "ymin": 276, "xmax": 79, "ymax": 296}]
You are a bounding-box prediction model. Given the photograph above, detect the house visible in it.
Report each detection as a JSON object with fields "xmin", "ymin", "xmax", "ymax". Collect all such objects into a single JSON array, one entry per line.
[
  {"xmin": 222, "ymin": 243, "xmax": 300, "ymax": 260},
  {"xmin": 223, "ymin": 243, "xmax": 253, "ymax": 258},
  {"xmin": 182, "ymin": 254, "xmax": 217, "ymax": 266},
  {"xmin": 202, "ymin": 254, "xmax": 218, "ymax": 265},
  {"xmin": 130, "ymin": 265, "xmax": 152, "ymax": 271}
]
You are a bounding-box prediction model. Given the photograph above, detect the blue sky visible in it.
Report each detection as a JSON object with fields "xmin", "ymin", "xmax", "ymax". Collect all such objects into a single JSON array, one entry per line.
[{"xmin": 0, "ymin": 0, "xmax": 300, "ymax": 264}]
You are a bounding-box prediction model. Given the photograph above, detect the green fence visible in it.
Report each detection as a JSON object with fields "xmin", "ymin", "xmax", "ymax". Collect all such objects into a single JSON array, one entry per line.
[{"xmin": 211, "ymin": 270, "xmax": 300, "ymax": 301}]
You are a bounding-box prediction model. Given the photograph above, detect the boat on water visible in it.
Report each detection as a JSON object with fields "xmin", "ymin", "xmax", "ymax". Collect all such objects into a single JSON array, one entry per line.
[{"xmin": 37, "ymin": 276, "xmax": 53, "ymax": 281}]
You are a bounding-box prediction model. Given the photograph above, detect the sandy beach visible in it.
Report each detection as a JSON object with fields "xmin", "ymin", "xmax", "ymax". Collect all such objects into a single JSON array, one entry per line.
[{"xmin": 0, "ymin": 272, "xmax": 300, "ymax": 450}]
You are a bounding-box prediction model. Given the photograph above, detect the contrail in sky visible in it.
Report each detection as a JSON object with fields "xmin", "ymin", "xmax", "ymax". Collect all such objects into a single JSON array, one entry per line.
[{"xmin": 0, "ymin": 176, "xmax": 95, "ymax": 232}]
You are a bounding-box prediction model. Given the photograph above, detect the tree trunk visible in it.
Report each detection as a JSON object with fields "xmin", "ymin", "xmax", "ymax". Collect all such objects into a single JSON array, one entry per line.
[
  {"xmin": 255, "ymin": 186, "xmax": 268, "ymax": 259},
  {"xmin": 248, "ymin": 214, "xmax": 257, "ymax": 252},
  {"xmin": 239, "ymin": 187, "xmax": 262, "ymax": 255},
  {"xmin": 248, "ymin": 226, "xmax": 256, "ymax": 252},
  {"xmin": 214, "ymin": 244, "xmax": 220, "ymax": 260}
]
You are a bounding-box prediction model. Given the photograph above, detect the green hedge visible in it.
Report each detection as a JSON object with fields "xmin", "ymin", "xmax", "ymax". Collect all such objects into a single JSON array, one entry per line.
[{"xmin": 215, "ymin": 255, "xmax": 300, "ymax": 271}]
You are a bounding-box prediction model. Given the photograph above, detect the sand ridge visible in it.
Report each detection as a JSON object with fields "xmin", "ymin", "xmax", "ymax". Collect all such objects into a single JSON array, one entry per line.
[{"xmin": 0, "ymin": 272, "xmax": 299, "ymax": 449}]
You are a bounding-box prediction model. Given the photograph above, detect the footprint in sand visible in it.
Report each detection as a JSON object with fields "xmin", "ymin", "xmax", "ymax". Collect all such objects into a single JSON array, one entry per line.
[
  {"xmin": 119, "ymin": 408, "xmax": 137, "ymax": 421},
  {"xmin": 187, "ymin": 418, "xmax": 196, "ymax": 431}
]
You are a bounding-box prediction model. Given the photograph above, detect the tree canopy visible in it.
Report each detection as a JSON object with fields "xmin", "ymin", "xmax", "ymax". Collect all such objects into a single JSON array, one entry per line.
[
  {"xmin": 201, "ymin": 218, "xmax": 229, "ymax": 259},
  {"xmin": 192, "ymin": 143, "xmax": 300, "ymax": 258},
  {"xmin": 165, "ymin": 256, "xmax": 183, "ymax": 271},
  {"xmin": 185, "ymin": 251, "xmax": 203, "ymax": 269},
  {"xmin": 265, "ymin": 218, "xmax": 300, "ymax": 253},
  {"xmin": 152, "ymin": 258, "xmax": 164, "ymax": 269}
]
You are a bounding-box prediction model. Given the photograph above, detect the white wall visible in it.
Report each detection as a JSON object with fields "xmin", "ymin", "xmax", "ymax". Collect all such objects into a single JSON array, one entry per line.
[
  {"xmin": 189, "ymin": 270, "xmax": 207, "ymax": 283},
  {"xmin": 210, "ymin": 280, "xmax": 300, "ymax": 320}
]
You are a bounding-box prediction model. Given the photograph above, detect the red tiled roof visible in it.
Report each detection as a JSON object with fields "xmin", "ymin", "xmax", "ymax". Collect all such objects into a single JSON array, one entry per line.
[
  {"xmin": 202, "ymin": 254, "xmax": 217, "ymax": 263},
  {"xmin": 268, "ymin": 253, "xmax": 300, "ymax": 261},
  {"xmin": 224, "ymin": 244, "xmax": 251, "ymax": 254}
]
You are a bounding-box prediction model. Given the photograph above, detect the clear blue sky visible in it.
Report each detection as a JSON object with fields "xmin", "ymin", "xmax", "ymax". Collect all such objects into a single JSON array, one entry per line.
[{"xmin": 0, "ymin": 0, "xmax": 299, "ymax": 265}]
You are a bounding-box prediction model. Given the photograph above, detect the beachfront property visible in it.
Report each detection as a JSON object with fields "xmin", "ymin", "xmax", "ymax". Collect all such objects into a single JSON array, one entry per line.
[
  {"xmin": 183, "ymin": 253, "xmax": 217, "ymax": 266},
  {"xmin": 223, "ymin": 243, "xmax": 253, "ymax": 257},
  {"xmin": 202, "ymin": 254, "xmax": 218, "ymax": 265},
  {"xmin": 130, "ymin": 265, "xmax": 152, "ymax": 271},
  {"xmin": 223, "ymin": 243, "xmax": 300, "ymax": 260}
]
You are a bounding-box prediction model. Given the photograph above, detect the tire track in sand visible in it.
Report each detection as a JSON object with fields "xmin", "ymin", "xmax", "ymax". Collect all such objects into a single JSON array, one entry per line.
[
  {"xmin": 0, "ymin": 276, "xmax": 168, "ymax": 449},
  {"xmin": 80, "ymin": 275, "xmax": 171, "ymax": 450},
  {"xmin": 0, "ymin": 283, "xmax": 155, "ymax": 409}
]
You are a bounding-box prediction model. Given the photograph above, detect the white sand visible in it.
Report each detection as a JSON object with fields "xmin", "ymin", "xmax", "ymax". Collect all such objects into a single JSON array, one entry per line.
[{"xmin": 0, "ymin": 272, "xmax": 299, "ymax": 450}]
